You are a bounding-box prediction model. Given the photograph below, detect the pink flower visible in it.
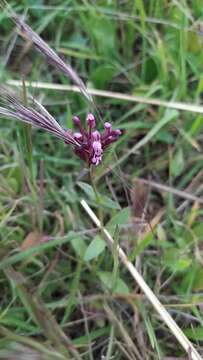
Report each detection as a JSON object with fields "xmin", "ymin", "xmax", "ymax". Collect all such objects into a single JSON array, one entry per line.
[{"xmin": 71, "ymin": 113, "xmax": 121, "ymax": 166}]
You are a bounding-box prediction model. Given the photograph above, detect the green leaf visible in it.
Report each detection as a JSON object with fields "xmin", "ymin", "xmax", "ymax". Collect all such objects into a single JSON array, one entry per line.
[
  {"xmin": 171, "ymin": 148, "xmax": 185, "ymax": 177},
  {"xmin": 73, "ymin": 326, "xmax": 110, "ymax": 346},
  {"xmin": 107, "ymin": 207, "xmax": 130, "ymax": 228},
  {"xmin": 0, "ymin": 315, "xmax": 37, "ymax": 332},
  {"xmin": 89, "ymin": 16, "xmax": 116, "ymax": 56},
  {"xmin": 187, "ymin": 32, "xmax": 202, "ymax": 53},
  {"xmin": 185, "ymin": 223, "xmax": 203, "ymax": 242},
  {"xmin": 190, "ymin": 267, "xmax": 203, "ymax": 291},
  {"xmin": 84, "ymin": 235, "xmax": 106, "ymax": 261},
  {"xmin": 135, "ymin": 0, "xmax": 146, "ymax": 29},
  {"xmin": 78, "ymin": 181, "xmax": 120, "ymax": 209},
  {"xmin": 71, "ymin": 237, "xmax": 87, "ymax": 258},
  {"xmin": 143, "ymin": 58, "xmax": 157, "ymax": 83},
  {"xmin": 184, "ymin": 326, "xmax": 203, "ymax": 341},
  {"xmin": 91, "ymin": 64, "xmax": 116, "ymax": 88},
  {"xmin": 163, "ymin": 248, "xmax": 192, "ymax": 272},
  {"xmin": 98, "ymin": 271, "xmax": 129, "ymax": 294},
  {"xmin": 99, "ymin": 195, "xmax": 120, "ymax": 210},
  {"xmin": 130, "ymin": 231, "xmax": 154, "ymax": 260},
  {"xmin": 78, "ymin": 182, "xmax": 95, "ymax": 200},
  {"xmin": 0, "ymin": 232, "xmax": 77, "ymax": 270},
  {"xmin": 155, "ymin": 130, "xmax": 174, "ymax": 144}
]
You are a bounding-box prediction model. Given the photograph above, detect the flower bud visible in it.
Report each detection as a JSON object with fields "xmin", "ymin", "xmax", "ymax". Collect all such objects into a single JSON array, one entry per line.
[
  {"xmin": 93, "ymin": 140, "xmax": 102, "ymax": 155},
  {"xmin": 104, "ymin": 122, "xmax": 112, "ymax": 131},
  {"xmin": 73, "ymin": 116, "xmax": 81, "ymax": 127},
  {"xmin": 103, "ymin": 122, "xmax": 112, "ymax": 137},
  {"xmin": 114, "ymin": 129, "xmax": 122, "ymax": 136},
  {"xmin": 87, "ymin": 113, "xmax": 96, "ymax": 128},
  {"xmin": 92, "ymin": 130, "xmax": 101, "ymax": 141},
  {"xmin": 73, "ymin": 132, "xmax": 82, "ymax": 140}
]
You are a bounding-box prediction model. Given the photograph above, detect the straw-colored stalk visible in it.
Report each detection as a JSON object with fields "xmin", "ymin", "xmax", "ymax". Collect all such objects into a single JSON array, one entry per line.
[
  {"xmin": 81, "ymin": 199, "xmax": 202, "ymax": 360},
  {"xmin": 7, "ymin": 80, "xmax": 203, "ymax": 114}
]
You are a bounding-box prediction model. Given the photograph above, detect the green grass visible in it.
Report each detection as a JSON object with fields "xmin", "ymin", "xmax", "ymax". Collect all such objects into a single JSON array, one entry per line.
[{"xmin": 0, "ymin": 1, "xmax": 203, "ymax": 359}]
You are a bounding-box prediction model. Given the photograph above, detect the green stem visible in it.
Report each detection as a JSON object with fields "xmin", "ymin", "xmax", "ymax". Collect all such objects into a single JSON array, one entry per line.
[
  {"xmin": 89, "ymin": 166, "xmax": 103, "ymax": 226},
  {"xmin": 22, "ymin": 78, "xmax": 33, "ymax": 180},
  {"xmin": 19, "ymin": 79, "xmax": 42, "ymax": 232}
]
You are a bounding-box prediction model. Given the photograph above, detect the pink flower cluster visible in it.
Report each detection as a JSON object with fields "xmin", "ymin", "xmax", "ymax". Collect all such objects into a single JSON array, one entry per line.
[{"xmin": 66, "ymin": 113, "xmax": 122, "ymax": 166}]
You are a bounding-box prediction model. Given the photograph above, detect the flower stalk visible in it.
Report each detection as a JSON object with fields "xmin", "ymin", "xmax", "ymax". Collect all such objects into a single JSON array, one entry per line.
[
  {"xmin": 89, "ymin": 166, "xmax": 103, "ymax": 226},
  {"xmin": 21, "ymin": 78, "xmax": 33, "ymax": 179}
]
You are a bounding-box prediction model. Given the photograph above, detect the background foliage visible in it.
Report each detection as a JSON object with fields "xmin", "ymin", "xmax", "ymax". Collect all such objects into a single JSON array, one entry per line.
[{"xmin": 0, "ymin": 1, "xmax": 203, "ymax": 359}]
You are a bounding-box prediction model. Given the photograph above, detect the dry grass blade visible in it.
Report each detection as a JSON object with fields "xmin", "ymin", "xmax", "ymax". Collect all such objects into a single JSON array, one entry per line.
[
  {"xmin": 5, "ymin": 267, "xmax": 82, "ymax": 360},
  {"xmin": 136, "ymin": 178, "xmax": 203, "ymax": 205},
  {"xmin": 131, "ymin": 180, "xmax": 150, "ymax": 218},
  {"xmin": 0, "ymin": 327, "xmax": 66, "ymax": 360},
  {"xmin": 6, "ymin": 80, "xmax": 203, "ymax": 114},
  {"xmin": 104, "ymin": 303, "xmax": 142, "ymax": 360},
  {"xmin": 81, "ymin": 199, "xmax": 202, "ymax": 360}
]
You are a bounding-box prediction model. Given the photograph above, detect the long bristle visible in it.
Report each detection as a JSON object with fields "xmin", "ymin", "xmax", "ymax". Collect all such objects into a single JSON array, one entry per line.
[
  {"xmin": 0, "ymin": 87, "xmax": 77, "ymax": 145},
  {"xmin": 1, "ymin": 2, "xmax": 93, "ymax": 104},
  {"xmin": 0, "ymin": 0, "xmax": 13, "ymax": 14},
  {"xmin": 0, "ymin": 0, "xmax": 7, "ymax": 8}
]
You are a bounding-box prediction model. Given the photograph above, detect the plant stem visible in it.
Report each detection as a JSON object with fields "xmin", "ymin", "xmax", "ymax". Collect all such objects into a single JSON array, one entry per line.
[
  {"xmin": 19, "ymin": 79, "xmax": 42, "ymax": 231},
  {"xmin": 89, "ymin": 166, "xmax": 103, "ymax": 226},
  {"xmin": 22, "ymin": 79, "xmax": 33, "ymax": 174}
]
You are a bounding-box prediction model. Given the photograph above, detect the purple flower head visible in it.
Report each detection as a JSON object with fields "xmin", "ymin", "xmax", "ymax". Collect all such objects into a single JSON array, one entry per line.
[{"xmin": 71, "ymin": 113, "xmax": 121, "ymax": 166}]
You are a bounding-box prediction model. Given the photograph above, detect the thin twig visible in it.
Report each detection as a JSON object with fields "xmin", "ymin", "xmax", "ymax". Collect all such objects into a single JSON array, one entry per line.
[{"xmin": 80, "ymin": 199, "xmax": 202, "ymax": 360}]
